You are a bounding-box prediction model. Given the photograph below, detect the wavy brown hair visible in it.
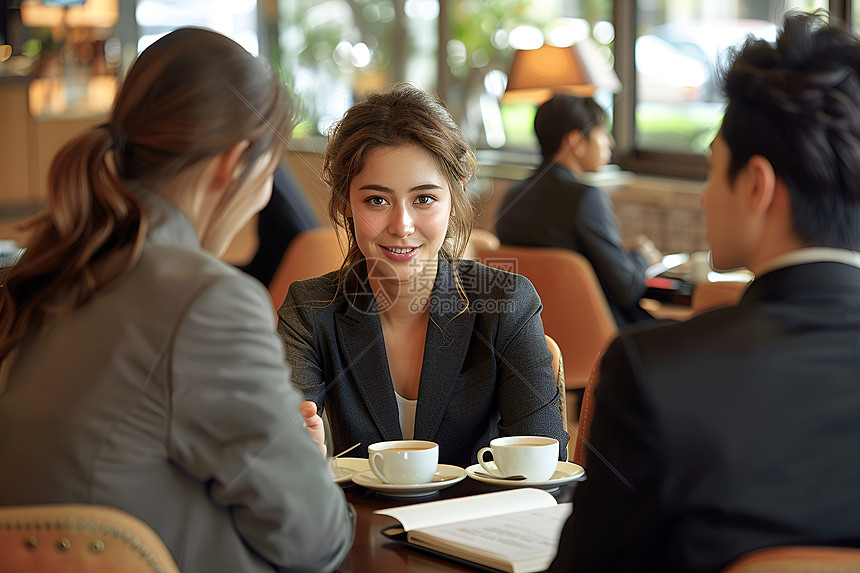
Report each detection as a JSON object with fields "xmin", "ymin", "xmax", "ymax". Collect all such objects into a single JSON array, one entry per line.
[
  {"xmin": 0, "ymin": 27, "xmax": 293, "ymax": 361},
  {"xmin": 323, "ymin": 82, "xmax": 477, "ymax": 294}
]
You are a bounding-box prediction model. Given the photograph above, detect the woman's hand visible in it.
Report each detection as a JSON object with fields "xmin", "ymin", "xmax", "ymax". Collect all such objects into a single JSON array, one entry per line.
[
  {"xmin": 300, "ymin": 400, "xmax": 327, "ymax": 457},
  {"xmin": 631, "ymin": 235, "xmax": 663, "ymax": 266}
]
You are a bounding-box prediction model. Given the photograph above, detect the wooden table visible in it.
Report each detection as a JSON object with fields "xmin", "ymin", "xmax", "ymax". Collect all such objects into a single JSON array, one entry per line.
[{"xmin": 335, "ymin": 477, "xmax": 577, "ymax": 572}]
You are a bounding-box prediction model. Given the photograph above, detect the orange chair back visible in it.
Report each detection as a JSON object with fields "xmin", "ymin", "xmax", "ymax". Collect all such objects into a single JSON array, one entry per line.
[
  {"xmin": 720, "ymin": 545, "xmax": 860, "ymax": 573},
  {"xmin": 478, "ymin": 246, "xmax": 617, "ymax": 389},
  {"xmin": 0, "ymin": 504, "xmax": 180, "ymax": 573},
  {"xmin": 268, "ymin": 226, "xmax": 347, "ymax": 310}
]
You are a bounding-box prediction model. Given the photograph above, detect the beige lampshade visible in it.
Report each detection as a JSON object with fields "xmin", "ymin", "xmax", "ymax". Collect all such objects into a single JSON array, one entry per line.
[{"xmin": 503, "ymin": 40, "xmax": 621, "ymax": 103}]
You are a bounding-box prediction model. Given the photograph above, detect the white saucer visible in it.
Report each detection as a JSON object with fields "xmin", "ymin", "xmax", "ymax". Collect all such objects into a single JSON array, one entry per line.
[
  {"xmin": 331, "ymin": 457, "xmax": 370, "ymax": 484},
  {"xmin": 351, "ymin": 464, "xmax": 467, "ymax": 497},
  {"xmin": 465, "ymin": 461, "xmax": 585, "ymax": 490}
]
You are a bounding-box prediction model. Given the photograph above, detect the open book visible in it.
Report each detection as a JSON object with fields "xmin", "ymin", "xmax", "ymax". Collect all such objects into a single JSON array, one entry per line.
[{"xmin": 375, "ymin": 488, "xmax": 572, "ymax": 573}]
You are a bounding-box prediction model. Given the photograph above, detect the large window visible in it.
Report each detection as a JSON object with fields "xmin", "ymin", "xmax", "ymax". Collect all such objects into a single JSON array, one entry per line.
[
  {"xmin": 489, "ymin": 0, "xmax": 614, "ymax": 150},
  {"xmin": 135, "ymin": 0, "xmax": 261, "ymax": 54},
  {"xmin": 615, "ymin": 0, "xmax": 836, "ymax": 177},
  {"xmin": 276, "ymin": 0, "xmax": 854, "ymax": 176},
  {"xmin": 278, "ymin": 0, "xmax": 613, "ymax": 150},
  {"xmin": 632, "ymin": 0, "xmax": 827, "ymax": 155},
  {"xmin": 10, "ymin": 0, "xmax": 855, "ymax": 179},
  {"xmin": 277, "ymin": 0, "xmax": 439, "ymax": 137}
]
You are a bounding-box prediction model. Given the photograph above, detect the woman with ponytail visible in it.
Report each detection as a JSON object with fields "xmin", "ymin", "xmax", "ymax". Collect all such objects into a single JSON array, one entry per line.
[{"xmin": 0, "ymin": 28, "xmax": 353, "ymax": 573}]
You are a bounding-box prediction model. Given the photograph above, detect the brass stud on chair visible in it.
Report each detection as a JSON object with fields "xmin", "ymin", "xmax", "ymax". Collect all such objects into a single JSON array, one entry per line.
[
  {"xmin": 91, "ymin": 539, "xmax": 105, "ymax": 553},
  {"xmin": 23, "ymin": 535, "xmax": 38, "ymax": 549},
  {"xmin": 57, "ymin": 537, "xmax": 72, "ymax": 551}
]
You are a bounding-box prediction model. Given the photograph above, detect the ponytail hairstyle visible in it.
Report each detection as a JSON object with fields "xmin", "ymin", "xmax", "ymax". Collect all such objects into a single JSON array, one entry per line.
[
  {"xmin": 323, "ymin": 82, "xmax": 477, "ymax": 295},
  {"xmin": 0, "ymin": 27, "xmax": 294, "ymax": 361}
]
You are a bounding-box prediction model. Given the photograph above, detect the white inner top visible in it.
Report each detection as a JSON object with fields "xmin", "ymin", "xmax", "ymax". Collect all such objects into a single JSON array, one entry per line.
[{"xmin": 394, "ymin": 390, "xmax": 418, "ymax": 440}]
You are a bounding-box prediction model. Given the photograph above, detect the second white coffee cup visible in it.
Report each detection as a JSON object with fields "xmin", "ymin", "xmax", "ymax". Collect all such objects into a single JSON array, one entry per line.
[
  {"xmin": 368, "ymin": 440, "xmax": 439, "ymax": 484},
  {"xmin": 477, "ymin": 436, "xmax": 559, "ymax": 482}
]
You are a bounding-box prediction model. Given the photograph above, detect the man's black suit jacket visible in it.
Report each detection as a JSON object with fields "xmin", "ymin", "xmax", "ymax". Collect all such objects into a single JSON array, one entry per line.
[
  {"xmin": 495, "ymin": 163, "xmax": 652, "ymax": 326},
  {"xmin": 551, "ymin": 261, "xmax": 860, "ymax": 573}
]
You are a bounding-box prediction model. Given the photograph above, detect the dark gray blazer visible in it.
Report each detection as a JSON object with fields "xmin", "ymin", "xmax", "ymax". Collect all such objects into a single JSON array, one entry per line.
[
  {"xmin": 551, "ymin": 261, "xmax": 860, "ymax": 573},
  {"xmin": 495, "ymin": 163, "xmax": 652, "ymax": 326},
  {"xmin": 0, "ymin": 199, "xmax": 353, "ymax": 573},
  {"xmin": 278, "ymin": 256, "xmax": 569, "ymax": 467}
]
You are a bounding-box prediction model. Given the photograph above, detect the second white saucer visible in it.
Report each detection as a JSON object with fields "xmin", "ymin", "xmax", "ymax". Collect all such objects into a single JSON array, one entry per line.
[
  {"xmin": 352, "ymin": 464, "xmax": 467, "ymax": 497},
  {"xmin": 465, "ymin": 461, "xmax": 585, "ymax": 490}
]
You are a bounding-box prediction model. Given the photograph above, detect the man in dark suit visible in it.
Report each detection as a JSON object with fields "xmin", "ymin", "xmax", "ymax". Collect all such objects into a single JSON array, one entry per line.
[
  {"xmin": 550, "ymin": 12, "xmax": 860, "ymax": 573},
  {"xmin": 494, "ymin": 95, "xmax": 661, "ymax": 326}
]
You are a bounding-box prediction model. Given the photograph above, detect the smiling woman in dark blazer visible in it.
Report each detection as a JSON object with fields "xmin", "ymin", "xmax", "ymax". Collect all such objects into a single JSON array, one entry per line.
[{"xmin": 278, "ymin": 83, "xmax": 568, "ymax": 467}]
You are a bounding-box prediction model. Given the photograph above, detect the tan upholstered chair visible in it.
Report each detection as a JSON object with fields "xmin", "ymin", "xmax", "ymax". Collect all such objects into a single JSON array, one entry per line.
[
  {"xmin": 477, "ymin": 246, "xmax": 617, "ymax": 390},
  {"xmin": 544, "ymin": 334, "xmax": 566, "ymax": 427},
  {"xmin": 720, "ymin": 546, "xmax": 860, "ymax": 572},
  {"xmin": 268, "ymin": 226, "xmax": 347, "ymax": 310},
  {"xmin": 572, "ymin": 352, "xmax": 602, "ymax": 468},
  {"xmin": 691, "ymin": 281, "xmax": 748, "ymax": 315},
  {"xmin": 544, "ymin": 334, "xmax": 571, "ymax": 461},
  {"xmin": 0, "ymin": 504, "xmax": 180, "ymax": 573}
]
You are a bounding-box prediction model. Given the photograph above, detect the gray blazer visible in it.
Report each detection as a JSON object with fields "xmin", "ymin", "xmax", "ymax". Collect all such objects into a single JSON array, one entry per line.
[
  {"xmin": 278, "ymin": 256, "xmax": 569, "ymax": 467},
  {"xmin": 0, "ymin": 199, "xmax": 353, "ymax": 573}
]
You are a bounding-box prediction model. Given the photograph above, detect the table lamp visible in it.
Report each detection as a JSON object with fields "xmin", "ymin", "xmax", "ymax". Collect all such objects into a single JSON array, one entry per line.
[{"xmin": 503, "ymin": 39, "xmax": 622, "ymax": 103}]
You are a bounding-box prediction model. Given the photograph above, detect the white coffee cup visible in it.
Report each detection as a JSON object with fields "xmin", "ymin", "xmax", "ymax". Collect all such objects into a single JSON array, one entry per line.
[
  {"xmin": 368, "ymin": 440, "xmax": 439, "ymax": 484},
  {"xmin": 477, "ymin": 436, "xmax": 559, "ymax": 482}
]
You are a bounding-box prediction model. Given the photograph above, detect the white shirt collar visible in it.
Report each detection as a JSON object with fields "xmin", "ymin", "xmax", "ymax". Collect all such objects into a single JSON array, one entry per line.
[{"xmin": 755, "ymin": 247, "xmax": 860, "ymax": 277}]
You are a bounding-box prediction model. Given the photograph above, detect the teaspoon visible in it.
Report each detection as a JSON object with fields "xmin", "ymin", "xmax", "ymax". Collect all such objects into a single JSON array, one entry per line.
[{"xmin": 474, "ymin": 471, "xmax": 528, "ymax": 481}]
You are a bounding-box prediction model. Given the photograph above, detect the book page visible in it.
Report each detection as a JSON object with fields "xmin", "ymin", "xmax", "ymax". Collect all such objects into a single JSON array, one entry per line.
[
  {"xmin": 408, "ymin": 504, "xmax": 573, "ymax": 573},
  {"xmin": 374, "ymin": 488, "xmax": 557, "ymax": 531}
]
